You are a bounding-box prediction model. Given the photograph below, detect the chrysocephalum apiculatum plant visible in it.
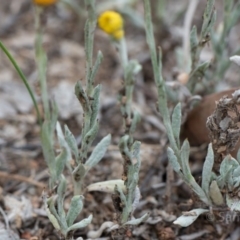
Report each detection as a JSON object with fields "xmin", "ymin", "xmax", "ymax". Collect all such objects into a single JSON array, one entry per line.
[
  {"xmin": 87, "ymin": 9, "xmax": 148, "ymax": 239},
  {"xmin": 33, "ymin": 0, "xmax": 111, "ymax": 238},
  {"xmin": 143, "ymin": 0, "xmax": 240, "ymax": 227},
  {"xmin": 210, "ymin": 0, "xmax": 240, "ymax": 86},
  {"xmin": 176, "ymin": 0, "xmax": 240, "ymax": 95},
  {"xmin": 185, "ymin": 0, "xmax": 216, "ymax": 93},
  {"xmin": 40, "ymin": 0, "xmax": 111, "ymax": 238}
]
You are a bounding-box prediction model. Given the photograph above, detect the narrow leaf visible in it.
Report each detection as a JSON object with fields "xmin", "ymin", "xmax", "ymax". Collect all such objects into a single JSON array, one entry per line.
[
  {"xmin": 55, "ymin": 147, "xmax": 68, "ymax": 177},
  {"xmin": 67, "ymin": 214, "xmax": 92, "ymax": 232},
  {"xmin": 56, "ymin": 122, "xmax": 71, "ymax": 163},
  {"xmin": 171, "ymin": 103, "xmax": 181, "ymax": 145},
  {"xmin": 46, "ymin": 208, "xmax": 61, "ymax": 230},
  {"xmin": 43, "ymin": 195, "xmax": 62, "ymax": 231},
  {"xmin": 201, "ymin": 143, "xmax": 214, "ymax": 196},
  {"xmin": 131, "ymin": 140, "xmax": 141, "ymax": 169},
  {"xmin": 41, "ymin": 121, "xmax": 56, "ymax": 178},
  {"xmin": 66, "ymin": 195, "xmax": 84, "ymax": 227},
  {"xmin": 167, "ymin": 147, "xmax": 181, "ymax": 174},
  {"xmin": 75, "ymin": 81, "xmax": 91, "ymax": 113},
  {"xmin": 116, "ymin": 184, "xmax": 127, "ymax": 207},
  {"xmin": 209, "ymin": 180, "xmax": 224, "ymax": 205},
  {"xmin": 57, "ymin": 175, "xmax": 67, "ymax": 227},
  {"xmin": 81, "ymin": 120, "xmax": 99, "ymax": 152},
  {"xmin": 174, "ymin": 209, "xmax": 209, "ymax": 227},
  {"xmin": 201, "ymin": 0, "xmax": 215, "ymax": 38},
  {"xmin": 64, "ymin": 125, "xmax": 79, "ymax": 162},
  {"xmin": 85, "ymin": 134, "xmax": 111, "ymax": 170},
  {"xmin": 220, "ymin": 155, "xmax": 232, "ymax": 176},
  {"xmin": 49, "ymin": 101, "xmax": 58, "ymax": 139},
  {"xmin": 230, "ymin": 55, "xmax": 240, "ymax": 67},
  {"xmin": 89, "ymin": 52, "xmax": 103, "ymax": 93},
  {"xmin": 124, "ymin": 213, "xmax": 149, "ymax": 226},
  {"xmin": 188, "ymin": 176, "xmax": 211, "ymax": 205},
  {"xmin": 190, "ymin": 25, "xmax": 198, "ymax": 64},
  {"xmin": 129, "ymin": 111, "xmax": 141, "ymax": 135},
  {"xmin": 180, "ymin": 139, "xmax": 191, "ymax": 177},
  {"xmin": 90, "ymin": 85, "xmax": 101, "ymax": 127},
  {"xmin": 72, "ymin": 163, "xmax": 86, "ymax": 183},
  {"xmin": 87, "ymin": 180, "xmax": 126, "ymax": 194}
]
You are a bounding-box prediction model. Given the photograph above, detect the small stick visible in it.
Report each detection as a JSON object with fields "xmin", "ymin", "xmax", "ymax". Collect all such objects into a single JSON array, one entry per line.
[{"xmin": 0, "ymin": 171, "xmax": 45, "ymax": 189}]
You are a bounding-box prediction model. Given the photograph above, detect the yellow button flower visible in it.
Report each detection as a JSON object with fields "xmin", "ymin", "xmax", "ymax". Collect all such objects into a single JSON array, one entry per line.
[
  {"xmin": 98, "ymin": 11, "xmax": 124, "ymax": 40},
  {"xmin": 33, "ymin": 0, "xmax": 58, "ymax": 6}
]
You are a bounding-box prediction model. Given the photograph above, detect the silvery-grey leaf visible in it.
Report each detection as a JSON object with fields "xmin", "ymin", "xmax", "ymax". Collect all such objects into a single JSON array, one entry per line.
[
  {"xmin": 89, "ymin": 54, "xmax": 103, "ymax": 95},
  {"xmin": 55, "ymin": 147, "xmax": 68, "ymax": 177},
  {"xmin": 220, "ymin": 155, "xmax": 233, "ymax": 176},
  {"xmin": 86, "ymin": 180, "xmax": 126, "ymax": 194},
  {"xmin": 64, "ymin": 125, "xmax": 79, "ymax": 162},
  {"xmin": 129, "ymin": 112, "xmax": 141, "ymax": 135},
  {"xmin": 190, "ymin": 25, "xmax": 198, "ymax": 63},
  {"xmin": 67, "ymin": 214, "xmax": 92, "ymax": 232},
  {"xmin": 233, "ymin": 166, "xmax": 240, "ymax": 178},
  {"xmin": 171, "ymin": 103, "xmax": 181, "ymax": 145},
  {"xmin": 167, "ymin": 147, "xmax": 181, "ymax": 173},
  {"xmin": 87, "ymin": 221, "xmax": 115, "ymax": 238},
  {"xmin": 85, "ymin": 134, "xmax": 111, "ymax": 170},
  {"xmin": 57, "ymin": 175, "xmax": 67, "ymax": 227},
  {"xmin": 41, "ymin": 121, "xmax": 55, "ymax": 172},
  {"xmin": 180, "ymin": 139, "xmax": 191, "ymax": 177},
  {"xmin": 201, "ymin": 0, "xmax": 215, "ymax": 38},
  {"xmin": 202, "ymin": 143, "xmax": 214, "ymax": 196},
  {"xmin": 66, "ymin": 195, "xmax": 84, "ymax": 227},
  {"xmin": 124, "ymin": 213, "xmax": 149, "ymax": 226},
  {"xmin": 230, "ymin": 55, "xmax": 240, "ymax": 66},
  {"xmin": 233, "ymin": 176, "xmax": 240, "ymax": 188},
  {"xmin": 226, "ymin": 194, "xmax": 240, "ymax": 211},
  {"xmin": 209, "ymin": 180, "xmax": 224, "ymax": 205},
  {"xmin": 173, "ymin": 209, "xmax": 209, "ymax": 227},
  {"xmin": 56, "ymin": 122, "xmax": 71, "ymax": 162},
  {"xmin": 46, "ymin": 206, "xmax": 61, "ymax": 230},
  {"xmin": 90, "ymin": 85, "xmax": 101, "ymax": 126}
]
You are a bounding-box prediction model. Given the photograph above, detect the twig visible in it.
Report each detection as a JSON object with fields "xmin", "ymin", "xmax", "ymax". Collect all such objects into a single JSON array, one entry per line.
[
  {"xmin": 165, "ymin": 162, "xmax": 174, "ymax": 206},
  {"xmin": 0, "ymin": 171, "xmax": 45, "ymax": 189}
]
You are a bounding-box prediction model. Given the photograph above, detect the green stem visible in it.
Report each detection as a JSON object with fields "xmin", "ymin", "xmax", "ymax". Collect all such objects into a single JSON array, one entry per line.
[
  {"xmin": 157, "ymin": 0, "xmax": 166, "ymax": 21},
  {"xmin": 143, "ymin": 0, "xmax": 178, "ymax": 154},
  {"xmin": 0, "ymin": 40, "xmax": 42, "ymax": 126},
  {"xmin": 119, "ymin": 38, "xmax": 132, "ymax": 122},
  {"xmin": 85, "ymin": 0, "xmax": 96, "ymax": 96},
  {"xmin": 119, "ymin": 38, "xmax": 128, "ymax": 71},
  {"xmin": 118, "ymin": 38, "xmax": 133, "ymax": 131},
  {"xmin": 34, "ymin": 6, "xmax": 50, "ymax": 121}
]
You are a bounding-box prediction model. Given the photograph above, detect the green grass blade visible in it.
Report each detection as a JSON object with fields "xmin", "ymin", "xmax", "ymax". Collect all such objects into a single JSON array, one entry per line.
[{"xmin": 0, "ymin": 40, "xmax": 42, "ymax": 125}]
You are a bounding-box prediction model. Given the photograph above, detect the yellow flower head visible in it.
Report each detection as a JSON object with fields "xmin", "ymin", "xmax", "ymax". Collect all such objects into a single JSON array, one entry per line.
[
  {"xmin": 98, "ymin": 11, "xmax": 124, "ymax": 40},
  {"xmin": 33, "ymin": 0, "xmax": 58, "ymax": 6}
]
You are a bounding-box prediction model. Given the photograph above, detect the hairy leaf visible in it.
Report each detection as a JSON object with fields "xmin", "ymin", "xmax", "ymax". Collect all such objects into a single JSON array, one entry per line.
[
  {"xmin": 85, "ymin": 134, "xmax": 111, "ymax": 170},
  {"xmin": 66, "ymin": 195, "xmax": 84, "ymax": 227},
  {"xmin": 202, "ymin": 143, "xmax": 214, "ymax": 197}
]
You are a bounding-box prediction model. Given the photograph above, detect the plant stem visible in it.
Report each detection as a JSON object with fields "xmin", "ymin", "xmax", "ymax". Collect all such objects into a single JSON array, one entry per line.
[
  {"xmin": 143, "ymin": 0, "xmax": 178, "ymax": 155},
  {"xmin": 34, "ymin": 6, "xmax": 50, "ymax": 121}
]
